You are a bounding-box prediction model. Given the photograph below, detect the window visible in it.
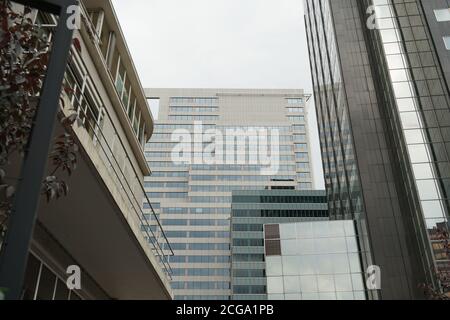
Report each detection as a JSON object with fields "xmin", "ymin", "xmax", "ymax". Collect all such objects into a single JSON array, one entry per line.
[
  {"xmin": 287, "ymin": 98, "xmax": 304, "ymax": 105},
  {"xmin": 287, "ymin": 107, "xmax": 304, "ymax": 113},
  {"xmin": 170, "ymin": 97, "xmax": 218, "ymax": 105},
  {"xmin": 23, "ymin": 253, "xmax": 81, "ymax": 301},
  {"xmin": 288, "ymin": 116, "xmax": 305, "ymax": 122},
  {"xmin": 168, "ymin": 115, "xmax": 219, "ymax": 121},
  {"xmin": 444, "ymin": 36, "xmax": 450, "ymax": 50},
  {"xmin": 434, "ymin": 8, "xmax": 450, "ymax": 22},
  {"xmin": 36, "ymin": 265, "xmax": 56, "ymax": 300},
  {"xmin": 233, "ymin": 285, "xmax": 266, "ymax": 294}
]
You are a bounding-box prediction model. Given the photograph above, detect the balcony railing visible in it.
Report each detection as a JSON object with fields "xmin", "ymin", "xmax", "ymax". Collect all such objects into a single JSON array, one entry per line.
[{"xmin": 62, "ymin": 51, "xmax": 173, "ymax": 279}]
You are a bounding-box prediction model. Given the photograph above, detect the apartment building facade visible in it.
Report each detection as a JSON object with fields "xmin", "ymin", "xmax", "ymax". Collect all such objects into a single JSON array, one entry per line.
[
  {"xmin": 7, "ymin": 0, "xmax": 173, "ymax": 300},
  {"xmin": 144, "ymin": 88, "xmax": 314, "ymax": 300},
  {"xmin": 305, "ymin": 0, "xmax": 450, "ymax": 299}
]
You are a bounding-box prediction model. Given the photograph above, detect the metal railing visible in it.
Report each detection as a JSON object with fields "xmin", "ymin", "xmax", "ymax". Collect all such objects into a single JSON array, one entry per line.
[{"xmin": 62, "ymin": 52, "xmax": 173, "ymax": 279}]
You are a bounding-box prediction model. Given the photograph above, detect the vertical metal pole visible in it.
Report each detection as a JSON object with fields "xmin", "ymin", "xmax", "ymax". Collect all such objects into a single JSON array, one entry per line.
[{"xmin": 0, "ymin": 0, "xmax": 76, "ymax": 300}]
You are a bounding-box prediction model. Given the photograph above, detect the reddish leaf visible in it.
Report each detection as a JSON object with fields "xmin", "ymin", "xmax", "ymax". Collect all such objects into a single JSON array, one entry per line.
[{"xmin": 73, "ymin": 38, "xmax": 82, "ymax": 53}]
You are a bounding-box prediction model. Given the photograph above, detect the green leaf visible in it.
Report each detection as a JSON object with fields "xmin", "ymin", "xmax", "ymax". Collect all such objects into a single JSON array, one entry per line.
[{"xmin": 0, "ymin": 287, "xmax": 8, "ymax": 300}]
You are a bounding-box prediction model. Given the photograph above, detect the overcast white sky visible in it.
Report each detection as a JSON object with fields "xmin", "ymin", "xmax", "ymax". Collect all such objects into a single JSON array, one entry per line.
[{"xmin": 111, "ymin": 0, "xmax": 325, "ymax": 189}]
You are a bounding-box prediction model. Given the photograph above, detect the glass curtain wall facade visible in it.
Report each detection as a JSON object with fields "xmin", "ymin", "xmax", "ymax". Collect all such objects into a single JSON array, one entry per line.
[
  {"xmin": 360, "ymin": 0, "xmax": 450, "ymax": 295},
  {"xmin": 144, "ymin": 89, "xmax": 314, "ymax": 300},
  {"xmin": 264, "ymin": 221, "xmax": 367, "ymax": 300},
  {"xmin": 305, "ymin": 0, "xmax": 450, "ymax": 299},
  {"xmin": 231, "ymin": 190, "xmax": 328, "ymax": 300}
]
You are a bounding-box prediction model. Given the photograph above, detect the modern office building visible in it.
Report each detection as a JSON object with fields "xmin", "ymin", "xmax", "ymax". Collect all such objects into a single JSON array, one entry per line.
[
  {"xmin": 5, "ymin": 0, "xmax": 173, "ymax": 299},
  {"xmin": 421, "ymin": 3, "xmax": 450, "ymax": 85},
  {"xmin": 230, "ymin": 190, "xmax": 329, "ymax": 300},
  {"xmin": 264, "ymin": 220, "xmax": 367, "ymax": 300},
  {"xmin": 144, "ymin": 88, "xmax": 314, "ymax": 300},
  {"xmin": 305, "ymin": 0, "xmax": 450, "ymax": 299}
]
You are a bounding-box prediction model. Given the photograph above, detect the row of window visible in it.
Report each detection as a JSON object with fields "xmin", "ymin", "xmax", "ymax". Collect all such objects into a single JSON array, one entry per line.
[
  {"xmin": 147, "ymin": 143, "xmax": 298, "ymax": 152},
  {"xmin": 262, "ymin": 195, "xmax": 325, "ymax": 203},
  {"xmin": 169, "ymin": 255, "xmax": 231, "ymax": 263},
  {"xmin": 147, "ymin": 183, "xmax": 314, "ymax": 196},
  {"xmin": 162, "ymin": 219, "xmax": 230, "ymax": 227},
  {"xmin": 143, "ymin": 202, "xmax": 160, "ymax": 210},
  {"xmin": 170, "ymin": 106, "xmax": 219, "ymax": 113},
  {"xmin": 170, "ymin": 97, "xmax": 218, "ymax": 105},
  {"xmin": 153, "ymin": 124, "xmax": 303, "ymax": 133},
  {"xmin": 154, "ymin": 124, "xmax": 216, "ymax": 131},
  {"xmin": 232, "ymin": 195, "xmax": 327, "ymax": 204},
  {"xmin": 172, "ymin": 268, "xmax": 231, "ymax": 276},
  {"xmin": 175, "ymin": 295, "xmax": 231, "ymax": 300},
  {"xmin": 152, "ymin": 134, "xmax": 300, "ymax": 142},
  {"xmin": 233, "ymin": 285, "xmax": 266, "ymax": 294},
  {"xmin": 293, "ymin": 134, "xmax": 307, "ymax": 142},
  {"xmin": 287, "ymin": 107, "xmax": 305, "ymax": 113},
  {"xmin": 215, "ymin": 125, "xmax": 298, "ymax": 132},
  {"xmin": 149, "ymin": 161, "xmax": 189, "ymax": 168},
  {"xmin": 233, "ymin": 239, "xmax": 265, "ymax": 247},
  {"xmin": 155, "ymin": 123, "xmax": 306, "ymax": 134},
  {"xmin": 298, "ymin": 172, "xmax": 312, "ymax": 179},
  {"xmin": 293, "ymin": 125, "xmax": 307, "ymax": 131},
  {"xmin": 162, "ymin": 207, "xmax": 230, "ymax": 215},
  {"xmin": 233, "ymin": 224, "xmax": 264, "ymax": 232},
  {"xmin": 165, "ymin": 231, "xmax": 231, "ymax": 239},
  {"xmin": 233, "ymin": 269, "xmax": 266, "ymax": 278},
  {"xmin": 295, "ymin": 143, "xmax": 309, "ymax": 150},
  {"xmin": 232, "ymin": 210, "xmax": 329, "ymax": 218},
  {"xmin": 190, "ymin": 196, "xmax": 232, "ymax": 203},
  {"xmin": 190, "ymin": 175, "xmax": 297, "ymax": 182},
  {"xmin": 149, "ymin": 163, "xmax": 303, "ymax": 173},
  {"xmin": 190, "ymin": 162, "xmax": 298, "ymax": 171},
  {"xmin": 164, "ymin": 243, "xmax": 230, "ymax": 251},
  {"xmin": 147, "ymin": 153, "xmax": 298, "ymax": 162},
  {"xmin": 168, "ymin": 115, "xmax": 219, "ymax": 121},
  {"xmin": 147, "ymin": 192, "xmax": 326, "ymax": 208},
  {"xmin": 172, "ymin": 282, "xmax": 230, "ymax": 290},
  {"xmin": 146, "ymin": 142, "xmax": 187, "ymax": 149},
  {"xmin": 288, "ymin": 116, "xmax": 305, "ymax": 122},
  {"xmin": 150, "ymin": 171, "xmax": 189, "ymax": 178},
  {"xmin": 233, "ymin": 254, "xmax": 265, "ymax": 262},
  {"xmin": 296, "ymin": 153, "xmax": 310, "ymax": 161},
  {"xmin": 145, "ymin": 182, "xmax": 188, "ymax": 189},
  {"xmin": 297, "ymin": 163, "xmax": 311, "ymax": 170},
  {"xmin": 190, "ymin": 185, "xmax": 270, "ymax": 193},
  {"xmin": 147, "ymin": 192, "xmax": 188, "ymax": 199},
  {"xmin": 287, "ymin": 98, "xmax": 304, "ymax": 105}
]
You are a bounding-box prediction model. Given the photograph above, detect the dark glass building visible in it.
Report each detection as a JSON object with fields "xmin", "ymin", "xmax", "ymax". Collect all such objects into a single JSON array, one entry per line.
[
  {"xmin": 305, "ymin": 0, "xmax": 450, "ymax": 299},
  {"xmin": 231, "ymin": 190, "xmax": 329, "ymax": 300}
]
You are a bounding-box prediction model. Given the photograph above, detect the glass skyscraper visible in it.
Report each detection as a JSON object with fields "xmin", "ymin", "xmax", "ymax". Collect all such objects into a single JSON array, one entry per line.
[
  {"xmin": 143, "ymin": 89, "xmax": 313, "ymax": 300},
  {"xmin": 305, "ymin": 0, "xmax": 450, "ymax": 299}
]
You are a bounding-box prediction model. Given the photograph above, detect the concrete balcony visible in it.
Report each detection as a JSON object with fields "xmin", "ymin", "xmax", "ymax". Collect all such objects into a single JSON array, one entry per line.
[
  {"xmin": 26, "ymin": 34, "xmax": 173, "ymax": 300},
  {"xmin": 30, "ymin": 75, "xmax": 173, "ymax": 299}
]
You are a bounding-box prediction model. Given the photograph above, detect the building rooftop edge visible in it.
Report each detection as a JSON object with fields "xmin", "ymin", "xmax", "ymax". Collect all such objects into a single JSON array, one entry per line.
[{"xmin": 145, "ymin": 88, "xmax": 309, "ymax": 97}]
